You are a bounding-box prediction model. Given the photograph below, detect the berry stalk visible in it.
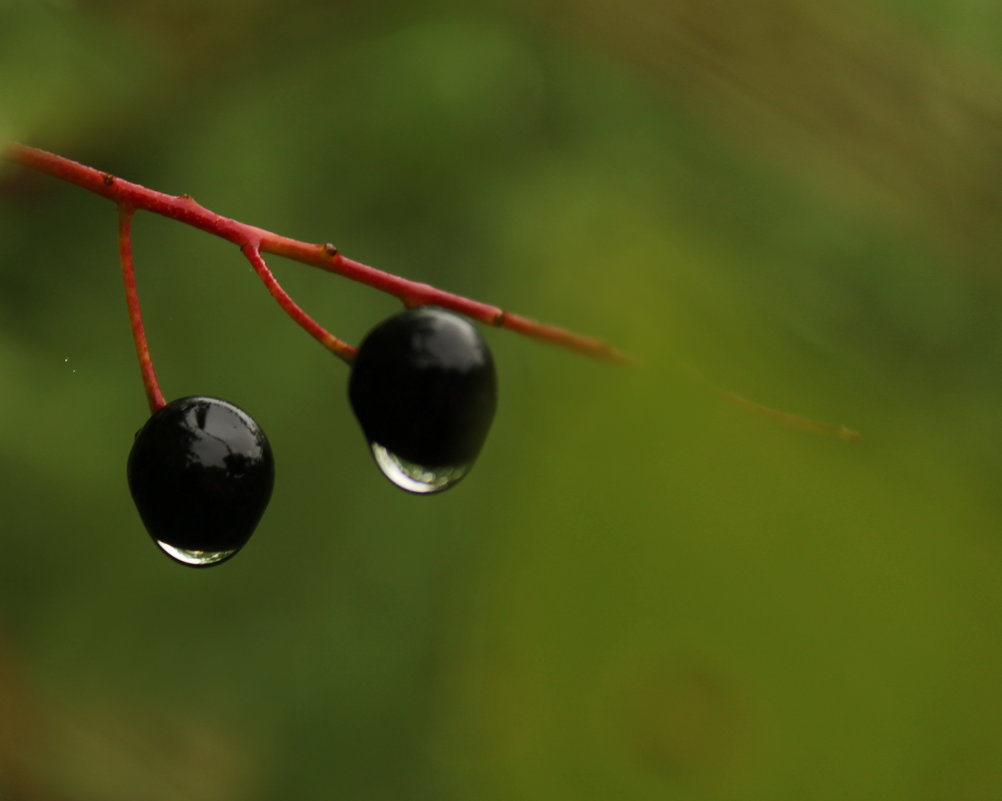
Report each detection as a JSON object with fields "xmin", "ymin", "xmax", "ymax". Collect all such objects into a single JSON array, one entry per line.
[
  {"xmin": 118, "ymin": 206, "xmax": 166, "ymax": 412},
  {"xmin": 241, "ymin": 245, "xmax": 357, "ymax": 364}
]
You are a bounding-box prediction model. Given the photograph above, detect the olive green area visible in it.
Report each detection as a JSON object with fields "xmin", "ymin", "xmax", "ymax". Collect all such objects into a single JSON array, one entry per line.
[{"xmin": 2, "ymin": 0, "xmax": 1002, "ymax": 798}]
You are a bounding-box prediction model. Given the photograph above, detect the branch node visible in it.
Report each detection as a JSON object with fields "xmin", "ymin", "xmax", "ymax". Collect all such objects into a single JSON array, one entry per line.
[{"xmin": 322, "ymin": 242, "xmax": 339, "ymax": 257}]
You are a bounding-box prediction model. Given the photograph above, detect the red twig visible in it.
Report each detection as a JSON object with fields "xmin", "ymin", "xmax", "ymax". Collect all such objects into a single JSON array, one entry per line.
[
  {"xmin": 4, "ymin": 143, "xmax": 629, "ymax": 364},
  {"xmin": 241, "ymin": 245, "xmax": 357, "ymax": 364},
  {"xmin": 118, "ymin": 206, "xmax": 166, "ymax": 412}
]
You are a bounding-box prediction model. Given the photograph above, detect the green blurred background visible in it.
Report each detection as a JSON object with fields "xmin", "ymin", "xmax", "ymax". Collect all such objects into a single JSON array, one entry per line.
[{"xmin": 2, "ymin": 0, "xmax": 1002, "ymax": 798}]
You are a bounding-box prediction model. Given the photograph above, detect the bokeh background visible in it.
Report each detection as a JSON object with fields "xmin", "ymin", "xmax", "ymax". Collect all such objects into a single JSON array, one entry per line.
[{"xmin": 2, "ymin": 0, "xmax": 1002, "ymax": 798}]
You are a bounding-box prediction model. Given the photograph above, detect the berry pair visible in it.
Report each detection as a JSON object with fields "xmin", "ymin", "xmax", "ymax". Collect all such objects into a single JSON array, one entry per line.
[{"xmin": 128, "ymin": 307, "xmax": 497, "ymax": 566}]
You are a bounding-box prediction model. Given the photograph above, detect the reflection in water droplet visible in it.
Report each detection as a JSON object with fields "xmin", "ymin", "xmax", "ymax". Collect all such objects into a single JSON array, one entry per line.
[
  {"xmin": 156, "ymin": 540, "xmax": 237, "ymax": 567},
  {"xmin": 370, "ymin": 442, "xmax": 470, "ymax": 494}
]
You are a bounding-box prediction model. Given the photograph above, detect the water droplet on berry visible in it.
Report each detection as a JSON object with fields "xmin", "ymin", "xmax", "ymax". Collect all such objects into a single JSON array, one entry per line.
[
  {"xmin": 370, "ymin": 442, "xmax": 470, "ymax": 494},
  {"xmin": 155, "ymin": 541, "xmax": 238, "ymax": 567}
]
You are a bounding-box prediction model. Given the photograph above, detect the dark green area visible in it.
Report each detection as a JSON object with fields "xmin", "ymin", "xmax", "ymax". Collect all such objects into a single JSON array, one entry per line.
[{"xmin": 2, "ymin": 1, "xmax": 1001, "ymax": 798}]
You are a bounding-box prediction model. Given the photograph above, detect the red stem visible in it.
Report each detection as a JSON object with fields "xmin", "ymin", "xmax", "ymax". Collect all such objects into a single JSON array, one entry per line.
[
  {"xmin": 4, "ymin": 143, "xmax": 630, "ymax": 364},
  {"xmin": 117, "ymin": 206, "xmax": 166, "ymax": 412},
  {"xmin": 241, "ymin": 245, "xmax": 357, "ymax": 364}
]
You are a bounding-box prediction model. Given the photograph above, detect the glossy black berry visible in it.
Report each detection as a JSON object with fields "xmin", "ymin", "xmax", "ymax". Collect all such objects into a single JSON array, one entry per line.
[
  {"xmin": 349, "ymin": 307, "xmax": 497, "ymax": 493},
  {"xmin": 127, "ymin": 396, "xmax": 274, "ymax": 566}
]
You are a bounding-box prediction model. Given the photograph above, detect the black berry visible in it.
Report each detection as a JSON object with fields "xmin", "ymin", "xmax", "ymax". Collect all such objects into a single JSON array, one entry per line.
[
  {"xmin": 127, "ymin": 396, "xmax": 274, "ymax": 566},
  {"xmin": 349, "ymin": 307, "xmax": 497, "ymax": 491}
]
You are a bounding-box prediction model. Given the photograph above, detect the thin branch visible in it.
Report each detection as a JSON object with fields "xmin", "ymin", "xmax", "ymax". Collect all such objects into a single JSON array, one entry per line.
[
  {"xmin": 5, "ymin": 143, "xmax": 630, "ymax": 364},
  {"xmin": 5, "ymin": 143, "xmax": 860, "ymax": 440},
  {"xmin": 680, "ymin": 363, "xmax": 861, "ymax": 441},
  {"xmin": 716, "ymin": 385, "xmax": 862, "ymax": 440}
]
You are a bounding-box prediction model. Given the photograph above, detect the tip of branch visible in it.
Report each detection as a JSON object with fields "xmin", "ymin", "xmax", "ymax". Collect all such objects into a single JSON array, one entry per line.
[{"xmin": 599, "ymin": 344, "xmax": 638, "ymax": 366}]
